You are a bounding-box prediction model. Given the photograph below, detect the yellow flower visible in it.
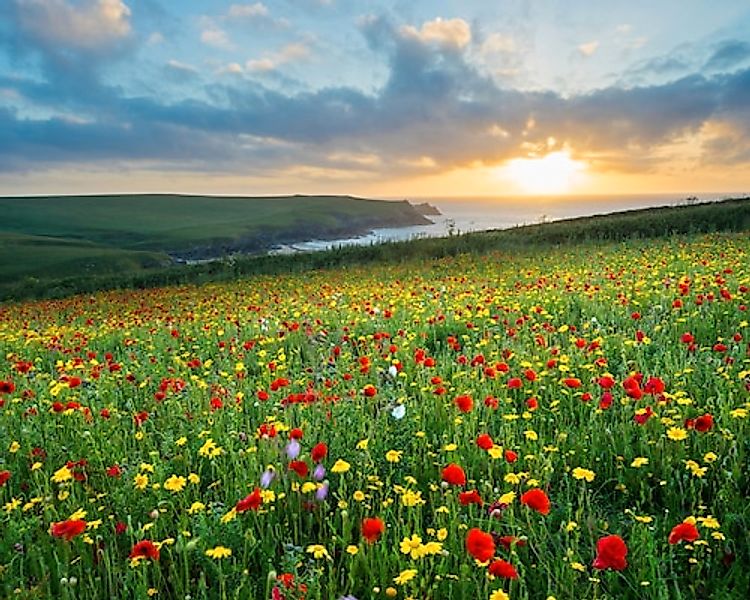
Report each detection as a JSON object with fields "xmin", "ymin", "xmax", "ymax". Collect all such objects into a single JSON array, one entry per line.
[
  {"xmin": 134, "ymin": 473, "xmax": 149, "ymax": 490},
  {"xmin": 331, "ymin": 459, "xmax": 351, "ymax": 473},
  {"xmin": 443, "ymin": 443, "xmax": 457, "ymax": 452},
  {"xmin": 346, "ymin": 545, "xmax": 359, "ymax": 555},
  {"xmin": 221, "ymin": 507, "xmax": 237, "ymax": 524},
  {"xmin": 490, "ymin": 591, "xmax": 510, "ymax": 600},
  {"xmin": 164, "ymin": 475, "xmax": 186, "ymax": 492},
  {"xmin": 633, "ymin": 515, "xmax": 653, "ymax": 524},
  {"xmin": 176, "ymin": 437, "xmax": 187, "ymax": 446},
  {"xmin": 565, "ymin": 521, "xmax": 578, "ymax": 532},
  {"xmin": 400, "ymin": 534, "xmax": 423, "ymax": 559},
  {"xmin": 571, "ymin": 562, "xmax": 586, "ymax": 572},
  {"xmin": 4, "ymin": 498, "xmax": 21, "ymax": 513},
  {"xmin": 697, "ymin": 516, "xmax": 720, "ymax": 529},
  {"xmin": 386, "ymin": 450, "xmax": 403, "ymax": 463},
  {"xmin": 51, "ymin": 465, "xmax": 73, "ymax": 483},
  {"xmin": 631, "ymin": 457, "xmax": 649, "ymax": 468},
  {"xmin": 504, "ymin": 473, "xmax": 520, "ymax": 485},
  {"xmin": 487, "ymin": 445, "xmax": 504, "ymax": 459},
  {"xmin": 9, "ymin": 441, "xmax": 20, "ymax": 453},
  {"xmin": 353, "ymin": 490, "xmax": 365, "ymax": 502},
  {"xmin": 198, "ymin": 438, "xmax": 223, "ymax": 458},
  {"xmin": 667, "ymin": 427, "xmax": 688, "ymax": 441},
  {"xmin": 306, "ymin": 544, "xmax": 331, "ymax": 560},
  {"xmin": 205, "ymin": 546, "xmax": 232, "ymax": 559},
  {"xmin": 572, "ymin": 467, "xmax": 595, "ymax": 482},
  {"xmin": 394, "ymin": 569, "xmax": 417, "ymax": 585},
  {"xmin": 356, "ymin": 439, "xmax": 369, "ymax": 450},
  {"xmin": 68, "ymin": 508, "xmax": 87, "ymax": 520},
  {"xmin": 498, "ymin": 491, "xmax": 515, "ymax": 505},
  {"xmin": 188, "ymin": 473, "xmax": 200, "ymax": 485},
  {"xmin": 730, "ymin": 408, "xmax": 748, "ymax": 418},
  {"xmin": 140, "ymin": 463, "xmax": 155, "ymax": 473},
  {"xmin": 524, "ymin": 430, "xmax": 538, "ymax": 441},
  {"xmin": 436, "ymin": 528, "xmax": 448, "ymax": 541},
  {"xmin": 187, "ymin": 502, "xmax": 206, "ymax": 514},
  {"xmin": 147, "ymin": 588, "xmax": 158, "ymax": 597}
]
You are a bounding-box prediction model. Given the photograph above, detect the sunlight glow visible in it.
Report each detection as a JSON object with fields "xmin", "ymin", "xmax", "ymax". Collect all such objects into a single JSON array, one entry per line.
[{"xmin": 499, "ymin": 150, "xmax": 587, "ymax": 194}]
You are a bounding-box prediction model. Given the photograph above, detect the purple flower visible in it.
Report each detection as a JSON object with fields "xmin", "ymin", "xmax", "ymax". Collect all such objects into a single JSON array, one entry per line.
[
  {"xmin": 315, "ymin": 481, "xmax": 329, "ymax": 502},
  {"xmin": 313, "ymin": 464, "xmax": 326, "ymax": 481},
  {"xmin": 260, "ymin": 468, "xmax": 276, "ymax": 489},
  {"xmin": 285, "ymin": 439, "xmax": 301, "ymax": 460}
]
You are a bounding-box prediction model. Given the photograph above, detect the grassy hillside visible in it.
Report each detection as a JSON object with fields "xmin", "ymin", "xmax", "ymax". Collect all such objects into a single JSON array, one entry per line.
[
  {"xmin": 0, "ymin": 194, "xmax": 429, "ymax": 254},
  {"xmin": 0, "ymin": 194, "xmax": 430, "ymax": 289},
  {"xmin": 1, "ymin": 196, "xmax": 749, "ymax": 302}
]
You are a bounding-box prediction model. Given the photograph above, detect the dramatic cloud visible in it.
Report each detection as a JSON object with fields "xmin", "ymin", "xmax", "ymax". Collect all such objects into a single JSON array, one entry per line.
[
  {"xmin": 0, "ymin": 7, "xmax": 749, "ymax": 185},
  {"xmin": 11, "ymin": 0, "xmax": 131, "ymax": 51}
]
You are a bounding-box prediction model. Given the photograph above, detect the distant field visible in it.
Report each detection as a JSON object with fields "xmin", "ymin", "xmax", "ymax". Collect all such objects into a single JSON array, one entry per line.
[{"xmin": 0, "ymin": 194, "xmax": 429, "ymax": 289}]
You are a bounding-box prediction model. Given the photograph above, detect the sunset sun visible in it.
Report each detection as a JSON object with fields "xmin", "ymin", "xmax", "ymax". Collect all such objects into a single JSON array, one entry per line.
[{"xmin": 500, "ymin": 150, "xmax": 588, "ymax": 195}]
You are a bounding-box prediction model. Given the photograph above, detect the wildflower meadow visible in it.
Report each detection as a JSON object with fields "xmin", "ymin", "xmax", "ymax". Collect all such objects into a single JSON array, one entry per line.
[{"xmin": 1, "ymin": 233, "xmax": 749, "ymax": 599}]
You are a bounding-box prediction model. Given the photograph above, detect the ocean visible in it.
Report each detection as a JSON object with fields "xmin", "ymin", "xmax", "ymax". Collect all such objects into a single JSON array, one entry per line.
[{"xmin": 274, "ymin": 193, "xmax": 743, "ymax": 253}]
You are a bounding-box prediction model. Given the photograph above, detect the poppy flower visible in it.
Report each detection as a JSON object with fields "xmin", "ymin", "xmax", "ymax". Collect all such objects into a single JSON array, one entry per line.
[
  {"xmin": 507, "ymin": 377, "xmax": 522, "ymax": 389},
  {"xmin": 236, "ymin": 488, "xmax": 263, "ymax": 512},
  {"xmin": 476, "ymin": 433, "xmax": 494, "ymax": 450},
  {"xmin": 459, "ymin": 490, "xmax": 483, "ymax": 506},
  {"xmin": 288, "ymin": 460, "xmax": 309, "ymax": 478},
  {"xmin": 694, "ymin": 413, "xmax": 714, "ymax": 432},
  {"xmin": 504, "ymin": 449, "xmax": 518, "ymax": 463},
  {"xmin": 466, "ymin": 528, "xmax": 495, "ymax": 562},
  {"xmin": 106, "ymin": 465, "xmax": 122, "ymax": 478},
  {"xmin": 668, "ymin": 522, "xmax": 699, "ymax": 544},
  {"xmin": 129, "ymin": 540, "xmax": 160, "ymax": 561},
  {"xmin": 50, "ymin": 519, "xmax": 87, "ymax": 541},
  {"xmin": 455, "ymin": 394, "xmax": 473, "ymax": 413},
  {"xmin": 520, "ymin": 488, "xmax": 550, "ymax": 515},
  {"xmin": 0, "ymin": 380, "xmax": 15, "ymax": 394},
  {"xmin": 488, "ymin": 558, "xmax": 518, "ymax": 579},
  {"xmin": 562, "ymin": 377, "xmax": 581, "ymax": 389},
  {"xmin": 496, "ymin": 535, "xmax": 526, "ymax": 550},
  {"xmin": 311, "ymin": 442, "xmax": 328, "ymax": 463},
  {"xmin": 442, "ymin": 463, "xmax": 466, "ymax": 486},
  {"xmin": 361, "ymin": 517, "xmax": 385, "ymax": 543},
  {"xmin": 592, "ymin": 535, "xmax": 628, "ymax": 571},
  {"xmin": 0, "ymin": 470, "xmax": 10, "ymax": 486}
]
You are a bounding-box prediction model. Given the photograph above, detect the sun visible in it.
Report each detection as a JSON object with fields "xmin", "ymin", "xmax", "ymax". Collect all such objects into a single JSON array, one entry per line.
[{"xmin": 499, "ymin": 150, "xmax": 587, "ymax": 194}]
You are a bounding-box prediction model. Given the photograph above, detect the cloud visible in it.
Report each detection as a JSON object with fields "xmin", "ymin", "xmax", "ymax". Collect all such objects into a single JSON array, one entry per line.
[
  {"xmin": 400, "ymin": 17, "xmax": 471, "ymax": 51},
  {"xmin": 578, "ymin": 41, "xmax": 599, "ymax": 57},
  {"xmin": 246, "ymin": 42, "xmax": 311, "ymax": 73},
  {"xmin": 705, "ymin": 40, "xmax": 750, "ymax": 72},
  {"xmin": 1, "ymin": 11, "xmax": 749, "ymax": 181},
  {"xmin": 200, "ymin": 24, "xmax": 232, "ymax": 49},
  {"xmin": 11, "ymin": 0, "xmax": 131, "ymax": 51},
  {"xmin": 228, "ymin": 3, "xmax": 269, "ymax": 19},
  {"xmin": 164, "ymin": 60, "xmax": 199, "ymax": 82}
]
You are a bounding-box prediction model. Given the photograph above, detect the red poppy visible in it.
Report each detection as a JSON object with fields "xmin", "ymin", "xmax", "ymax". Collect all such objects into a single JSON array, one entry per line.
[
  {"xmin": 496, "ymin": 535, "xmax": 526, "ymax": 550},
  {"xmin": 289, "ymin": 428, "xmax": 304, "ymax": 440},
  {"xmin": 115, "ymin": 522, "xmax": 128, "ymax": 535},
  {"xmin": 459, "ymin": 490, "xmax": 483, "ymax": 506},
  {"xmin": 363, "ymin": 384, "xmax": 377, "ymax": 397},
  {"xmin": 694, "ymin": 413, "xmax": 713, "ymax": 432},
  {"xmin": 106, "ymin": 465, "xmax": 122, "ymax": 478},
  {"xmin": 488, "ymin": 558, "xmax": 518, "ymax": 579},
  {"xmin": 129, "ymin": 540, "xmax": 160, "ymax": 561},
  {"xmin": 504, "ymin": 450, "xmax": 518, "ymax": 463},
  {"xmin": 0, "ymin": 470, "xmax": 10, "ymax": 486},
  {"xmin": 592, "ymin": 535, "xmax": 628, "ymax": 571},
  {"xmin": 288, "ymin": 460, "xmax": 309, "ymax": 478},
  {"xmin": 634, "ymin": 406, "xmax": 653, "ymax": 425},
  {"xmin": 562, "ymin": 377, "xmax": 581, "ymax": 388},
  {"xmin": 520, "ymin": 488, "xmax": 550, "ymax": 515},
  {"xmin": 476, "ymin": 433, "xmax": 494, "ymax": 450},
  {"xmin": 507, "ymin": 377, "xmax": 523, "ymax": 389},
  {"xmin": 50, "ymin": 519, "xmax": 87, "ymax": 541},
  {"xmin": 442, "ymin": 463, "xmax": 466, "ymax": 486},
  {"xmin": 361, "ymin": 517, "xmax": 385, "ymax": 543},
  {"xmin": 455, "ymin": 394, "xmax": 473, "ymax": 413},
  {"xmin": 0, "ymin": 380, "xmax": 14, "ymax": 394},
  {"xmin": 311, "ymin": 442, "xmax": 328, "ymax": 463},
  {"xmin": 236, "ymin": 488, "xmax": 263, "ymax": 512},
  {"xmin": 597, "ymin": 376, "xmax": 615, "ymax": 389},
  {"xmin": 668, "ymin": 522, "xmax": 699, "ymax": 544},
  {"xmin": 466, "ymin": 528, "xmax": 495, "ymax": 562}
]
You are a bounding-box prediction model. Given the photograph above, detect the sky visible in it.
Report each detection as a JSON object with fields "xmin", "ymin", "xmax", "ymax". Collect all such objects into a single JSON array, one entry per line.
[{"xmin": 0, "ymin": 0, "xmax": 749, "ymax": 197}]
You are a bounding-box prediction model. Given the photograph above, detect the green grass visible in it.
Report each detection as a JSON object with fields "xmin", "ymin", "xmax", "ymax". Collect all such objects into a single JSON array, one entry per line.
[{"xmin": 0, "ymin": 194, "xmax": 428, "ymax": 252}]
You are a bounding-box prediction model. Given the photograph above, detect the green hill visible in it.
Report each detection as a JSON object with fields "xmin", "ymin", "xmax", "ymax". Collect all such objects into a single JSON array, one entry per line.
[{"xmin": 0, "ymin": 193, "xmax": 430, "ymax": 287}]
